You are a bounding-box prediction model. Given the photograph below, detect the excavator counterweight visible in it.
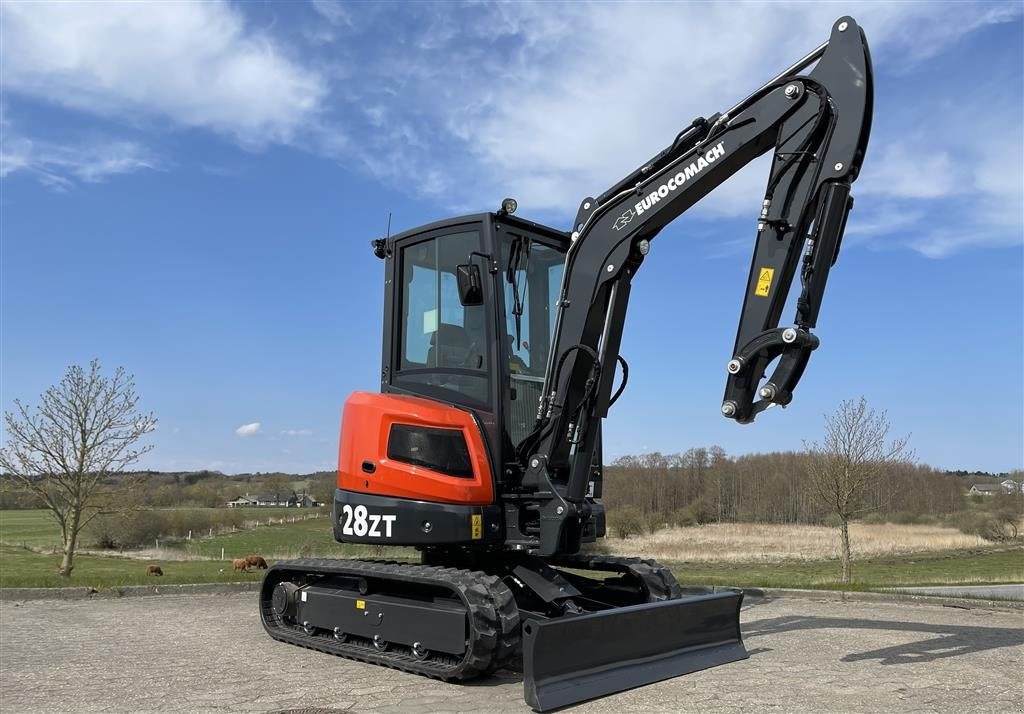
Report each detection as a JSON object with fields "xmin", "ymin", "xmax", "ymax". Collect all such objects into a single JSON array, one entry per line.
[{"xmin": 260, "ymin": 17, "xmax": 873, "ymax": 711}]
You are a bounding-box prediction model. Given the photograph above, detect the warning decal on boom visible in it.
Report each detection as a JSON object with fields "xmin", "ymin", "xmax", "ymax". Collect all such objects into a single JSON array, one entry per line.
[{"xmin": 755, "ymin": 267, "xmax": 774, "ymax": 297}]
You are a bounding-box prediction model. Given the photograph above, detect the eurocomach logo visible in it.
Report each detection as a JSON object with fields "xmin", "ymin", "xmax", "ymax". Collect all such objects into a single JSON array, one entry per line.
[{"xmin": 635, "ymin": 142, "xmax": 726, "ymax": 216}]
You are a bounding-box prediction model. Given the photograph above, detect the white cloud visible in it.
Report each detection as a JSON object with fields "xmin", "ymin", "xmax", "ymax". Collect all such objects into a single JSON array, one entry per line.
[
  {"xmin": 0, "ymin": 1, "xmax": 325, "ymax": 146},
  {"xmin": 281, "ymin": 429, "xmax": 313, "ymax": 437},
  {"xmin": 3, "ymin": 1, "xmax": 1019, "ymax": 259},
  {"xmin": 310, "ymin": 0, "xmax": 354, "ymax": 29},
  {"xmin": 908, "ymin": 228, "xmax": 1019, "ymax": 259},
  {"xmin": 852, "ymin": 80, "xmax": 1023, "ymax": 258},
  {"xmin": 235, "ymin": 422, "xmax": 262, "ymax": 437},
  {"xmin": 857, "ymin": 144, "xmax": 958, "ymax": 200},
  {"xmin": 332, "ymin": 3, "xmax": 1017, "ymax": 214},
  {"xmin": 0, "ymin": 130, "xmax": 158, "ymax": 190},
  {"xmin": 324, "ymin": 2, "xmax": 1021, "ymax": 259}
]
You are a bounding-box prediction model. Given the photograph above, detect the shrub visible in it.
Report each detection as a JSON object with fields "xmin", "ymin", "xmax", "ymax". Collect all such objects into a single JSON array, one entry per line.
[
  {"xmin": 166, "ymin": 509, "xmax": 211, "ymax": 537},
  {"xmin": 607, "ymin": 505, "xmax": 644, "ymax": 539},
  {"xmin": 86, "ymin": 510, "xmax": 170, "ymax": 549},
  {"xmin": 687, "ymin": 500, "xmax": 715, "ymax": 525},
  {"xmin": 881, "ymin": 511, "xmax": 939, "ymax": 526},
  {"xmin": 952, "ymin": 512, "xmax": 1012, "ymax": 541},
  {"xmin": 822, "ymin": 513, "xmax": 843, "ymax": 528},
  {"xmin": 669, "ymin": 502, "xmax": 714, "ymax": 527},
  {"xmin": 993, "ymin": 507, "xmax": 1021, "ymax": 539},
  {"xmin": 645, "ymin": 512, "xmax": 667, "ymax": 535},
  {"xmin": 84, "ymin": 508, "xmax": 257, "ymax": 548},
  {"xmin": 670, "ymin": 507, "xmax": 697, "ymax": 527},
  {"xmin": 860, "ymin": 512, "xmax": 887, "ymax": 525}
]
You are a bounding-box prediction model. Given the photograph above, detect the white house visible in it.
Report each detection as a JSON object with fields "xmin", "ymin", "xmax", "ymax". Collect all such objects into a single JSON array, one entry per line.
[
  {"xmin": 968, "ymin": 483, "xmax": 1003, "ymax": 497},
  {"xmin": 226, "ymin": 491, "xmax": 323, "ymax": 508}
]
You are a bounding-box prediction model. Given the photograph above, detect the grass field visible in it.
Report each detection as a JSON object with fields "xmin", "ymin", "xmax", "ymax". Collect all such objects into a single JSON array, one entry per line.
[
  {"xmin": 2, "ymin": 541, "xmax": 1019, "ymax": 591},
  {"xmin": 665, "ymin": 546, "xmax": 1024, "ymax": 590},
  {"xmin": 0, "ymin": 510, "xmax": 66, "ymax": 548},
  {"xmin": 0, "ymin": 545, "xmax": 273, "ymax": 589},
  {"xmin": 1, "ymin": 508, "xmax": 1020, "ymax": 591},
  {"xmin": 0, "ymin": 508, "xmax": 319, "ymax": 550},
  {"xmin": 603, "ymin": 522, "xmax": 993, "ymax": 562},
  {"xmin": 168, "ymin": 515, "xmax": 414, "ymax": 561}
]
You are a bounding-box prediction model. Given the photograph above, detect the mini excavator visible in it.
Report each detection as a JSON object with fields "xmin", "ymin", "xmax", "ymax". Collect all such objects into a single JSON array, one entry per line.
[{"xmin": 261, "ymin": 17, "xmax": 873, "ymax": 711}]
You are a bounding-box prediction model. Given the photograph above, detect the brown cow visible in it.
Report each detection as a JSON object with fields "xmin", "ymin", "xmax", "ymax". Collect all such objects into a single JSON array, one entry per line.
[
  {"xmin": 146, "ymin": 565, "xmax": 164, "ymax": 576},
  {"xmin": 232, "ymin": 558, "xmax": 250, "ymax": 573},
  {"xmin": 245, "ymin": 555, "xmax": 268, "ymax": 570}
]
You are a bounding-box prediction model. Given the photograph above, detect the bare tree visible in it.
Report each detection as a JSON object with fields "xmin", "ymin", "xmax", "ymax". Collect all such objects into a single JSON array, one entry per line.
[
  {"xmin": 0, "ymin": 361, "xmax": 156, "ymax": 577},
  {"xmin": 805, "ymin": 397, "xmax": 912, "ymax": 583}
]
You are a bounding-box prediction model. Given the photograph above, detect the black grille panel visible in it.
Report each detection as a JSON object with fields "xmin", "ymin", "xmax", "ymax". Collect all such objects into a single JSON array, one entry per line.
[
  {"xmin": 387, "ymin": 424, "xmax": 474, "ymax": 478},
  {"xmin": 509, "ymin": 376, "xmax": 544, "ymax": 447}
]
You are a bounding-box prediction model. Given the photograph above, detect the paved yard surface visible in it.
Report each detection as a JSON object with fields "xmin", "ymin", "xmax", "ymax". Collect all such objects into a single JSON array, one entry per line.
[{"xmin": 1, "ymin": 592, "xmax": 1022, "ymax": 713}]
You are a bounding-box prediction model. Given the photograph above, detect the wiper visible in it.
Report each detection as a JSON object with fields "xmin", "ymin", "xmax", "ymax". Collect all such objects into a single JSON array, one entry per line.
[{"xmin": 506, "ymin": 235, "xmax": 532, "ymax": 349}]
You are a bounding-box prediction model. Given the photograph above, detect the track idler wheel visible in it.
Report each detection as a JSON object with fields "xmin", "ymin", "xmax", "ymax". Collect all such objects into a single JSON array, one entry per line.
[{"xmin": 272, "ymin": 581, "xmax": 300, "ymax": 619}]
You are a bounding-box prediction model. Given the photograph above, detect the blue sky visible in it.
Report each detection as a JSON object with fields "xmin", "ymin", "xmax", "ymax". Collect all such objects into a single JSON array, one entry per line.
[{"xmin": 1, "ymin": 1, "xmax": 1021, "ymax": 474}]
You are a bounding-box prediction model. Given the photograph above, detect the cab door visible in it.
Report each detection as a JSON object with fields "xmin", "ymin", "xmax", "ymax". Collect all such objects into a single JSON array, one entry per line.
[{"xmin": 386, "ymin": 221, "xmax": 494, "ymax": 408}]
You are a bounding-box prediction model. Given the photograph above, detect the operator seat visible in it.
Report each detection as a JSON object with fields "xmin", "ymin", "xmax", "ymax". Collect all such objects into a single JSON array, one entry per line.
[{"xmin": 427, "ymin": 323, "xmax": 471, "ymax": 367}]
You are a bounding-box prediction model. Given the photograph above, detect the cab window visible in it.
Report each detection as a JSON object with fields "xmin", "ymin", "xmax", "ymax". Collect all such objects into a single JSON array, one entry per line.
[{"xmin": 396, "ymin": 230, "xmax": 489, "ymax": 405}]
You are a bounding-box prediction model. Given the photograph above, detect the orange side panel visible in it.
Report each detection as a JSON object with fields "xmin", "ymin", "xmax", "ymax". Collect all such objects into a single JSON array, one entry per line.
[{"xmin": 338, "ymin": 391, "xmax": 495, "ymax": 506}]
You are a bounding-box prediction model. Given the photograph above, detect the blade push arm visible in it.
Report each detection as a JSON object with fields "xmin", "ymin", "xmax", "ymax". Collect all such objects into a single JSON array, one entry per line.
[{"xmin": 520, "ymin": 17, "xmax": 873, "ymax": 555}]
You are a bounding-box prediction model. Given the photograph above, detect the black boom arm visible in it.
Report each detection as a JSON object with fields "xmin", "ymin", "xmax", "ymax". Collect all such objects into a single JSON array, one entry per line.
[{"xmin": 520, "ymin": 17, "xmax": 873, "ymax": 555}]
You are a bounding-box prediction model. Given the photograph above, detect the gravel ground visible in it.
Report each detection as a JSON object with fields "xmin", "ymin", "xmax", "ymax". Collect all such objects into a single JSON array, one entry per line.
[{"xmin": 1, "ymin": 592, "xmax": 1022, "ymax": 713}]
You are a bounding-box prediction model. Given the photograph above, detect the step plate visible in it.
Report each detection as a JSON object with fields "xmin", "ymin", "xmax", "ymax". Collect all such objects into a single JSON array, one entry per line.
[{"xmin": 522, "ymin": 590, "xmax": 747, "ymax": 711}]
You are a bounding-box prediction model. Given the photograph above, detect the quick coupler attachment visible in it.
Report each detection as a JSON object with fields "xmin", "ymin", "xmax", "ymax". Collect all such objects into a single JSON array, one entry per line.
[
  {"xmin": 522, "ymin": 589, "xmax": 747, "ymax": 711},
  {"xmin": 722, "ymin": 327, "xmax": 819, "ymax": 423}
]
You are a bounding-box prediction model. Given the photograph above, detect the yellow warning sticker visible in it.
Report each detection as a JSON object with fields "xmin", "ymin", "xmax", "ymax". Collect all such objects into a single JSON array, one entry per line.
[
  {"xmin": 755, "ymin": 267, "xmax": 775, "ymax": 297},
  {"xmin": 471, "ymin": 514, "xmax": 482, "ymax": 540},
  {"xmin": 355, "ymin": 599, "xmax": 365, "ymax": 610}
]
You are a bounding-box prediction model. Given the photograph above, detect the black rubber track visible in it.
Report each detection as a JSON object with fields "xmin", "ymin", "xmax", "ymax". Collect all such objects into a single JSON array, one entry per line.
[
  {"xmin": 260, "ymin": 558, "xmax": 519, "ymax": 681},
  {"xmin": 545, "ymin": 554, "xmax": 685, "ymax": 601}
]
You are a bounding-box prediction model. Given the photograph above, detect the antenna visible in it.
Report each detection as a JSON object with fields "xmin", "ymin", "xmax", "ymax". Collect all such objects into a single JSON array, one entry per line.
[{"xmin": 386, "ymin": 211, "xmax": 392, "ymax": 240}]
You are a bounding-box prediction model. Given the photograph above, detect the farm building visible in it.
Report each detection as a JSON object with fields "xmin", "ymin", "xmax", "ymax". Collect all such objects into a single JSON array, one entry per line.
[
  {"xmin": 226, "ymin": 491, "xmax": 322, "ymax": 508},
  {"xmin": 968, "ymin": 483, "xmax": 1008, "ymax": 497}
]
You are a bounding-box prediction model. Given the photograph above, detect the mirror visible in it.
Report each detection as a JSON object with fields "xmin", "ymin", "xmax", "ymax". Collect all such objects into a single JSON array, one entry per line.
[{"xmin": 456, "ymin": 263, "xmax": 483, "ymax": 306}]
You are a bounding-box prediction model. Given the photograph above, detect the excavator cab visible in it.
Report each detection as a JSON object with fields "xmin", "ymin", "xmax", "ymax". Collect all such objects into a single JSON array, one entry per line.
[
  {"xmin": 383, "ymin": 213, "xmax": 571, "ymax": 457},
  {"xmin": 337, "ymin": 213, "xmax": 607, "ymax": 551}
]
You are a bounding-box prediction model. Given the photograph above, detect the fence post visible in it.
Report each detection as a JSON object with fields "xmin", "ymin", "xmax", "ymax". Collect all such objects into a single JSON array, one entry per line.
[
  {"xmin": 221, "ymin": 547, "xmax": 225, "ymax": 561},
  {"xmin": 188, "ymin": 530, "xmax": 192, "ymax": 541}
]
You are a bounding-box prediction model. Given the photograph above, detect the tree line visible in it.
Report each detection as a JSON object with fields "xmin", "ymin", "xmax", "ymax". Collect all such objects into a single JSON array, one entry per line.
[
  {"xmin": 0, "ymin": 470, "xmax": 337, "ymax": 511},
  {"xmin": 603, "ymin": 448, "xmax": 973, "ymax": 526}
]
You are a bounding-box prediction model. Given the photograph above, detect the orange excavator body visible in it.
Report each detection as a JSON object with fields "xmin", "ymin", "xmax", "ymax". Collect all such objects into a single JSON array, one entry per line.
[{"xmin": 337, "ymin": 391, "xmax": 494, "ymax": 505}]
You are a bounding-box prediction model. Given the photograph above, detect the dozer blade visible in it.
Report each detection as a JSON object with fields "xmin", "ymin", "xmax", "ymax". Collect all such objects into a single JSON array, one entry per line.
[{"xmin": 522, "ymin": 589, "xmax": 747, "ymax": 711}]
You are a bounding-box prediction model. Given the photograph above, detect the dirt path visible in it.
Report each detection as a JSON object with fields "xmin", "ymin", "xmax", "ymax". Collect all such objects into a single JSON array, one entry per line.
[{"xmin": 1, "ymin": 592, "xmax": 1021, "ymax": 713}]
